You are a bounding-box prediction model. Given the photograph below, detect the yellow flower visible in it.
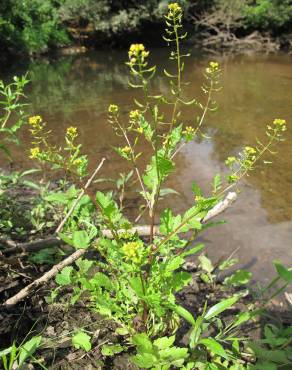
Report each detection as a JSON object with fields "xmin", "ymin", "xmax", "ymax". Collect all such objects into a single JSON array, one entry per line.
[
  {"xmin": 210, "ymin": 61, "xmax": 219, "ymax": 70},
  {"xmin": 136, "ymin": 127, "xmax": 143, "ymax": 134},
  {"xmin": 66, "ymin": 126, "xmax": 78, "ymax": 137},
  {"xmin": 168, "ymin": 3, "xmax": 182, "ymax": 14},
  {"xmin": 122, "ymin": 241, "xmax": 142, "ymax": 263},
  {"xmin": 108, "ymin": 104, "xmax": 119, "ymax": 114},
  {"xmin": 244, "ymin": 146, "xmax": 257, "ymax": 155},
  {"xmin": 225, "ymin": 156, "xmax": 236, "ymax": 167},
  {"xmin": 130, "ymin": 44, "xmax": 145, "ymax": 53},
  {"xmin": 184, "ymin": 126, "xmax": 195, "ymax": 134},
  {"xmin": 129, "ymin": 110, "xmax": 140, "ymax": 122},
  {"xmin": 128, "ymin": 44, "xmax": 149, "ymax": 65},
  {"xmin": 29, "ymin": 147, "xmax": 40, "ymax": 159},
  {"xmin": 29, "ymin": 115, "xmax": 42, "ymax": 126},
  {"xmin": 121, "ymin": 146, "xmax": 131, "ymax": 154},
  {"xmin": 73, "ymin": 158, "xmax": 82, "ymax": 165},
  {"xmin": 273, "ymin": 118, "xmax": 286, "ymax": 131}
]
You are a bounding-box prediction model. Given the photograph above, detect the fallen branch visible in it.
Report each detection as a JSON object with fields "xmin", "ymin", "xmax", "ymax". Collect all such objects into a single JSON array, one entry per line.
[
  {"xmin": 2, "ymin": 226, "xmax": 160, "ymax": 255},
  {"xmin": 4, "ymin": 249, "xmax": 86, "ymax": 306},
  {"xmin": 203, "ymin": 191, "xmax": 237, "ymax": 223},
  {"xmin": 3, "ymin": 192, "xmax": 237, "ymax": 306}
]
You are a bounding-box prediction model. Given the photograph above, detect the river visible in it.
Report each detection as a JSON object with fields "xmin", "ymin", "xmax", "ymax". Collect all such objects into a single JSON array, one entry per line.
[{"xmin": 1, "ymin": 49, "xmax": 292, "ymax": 283}]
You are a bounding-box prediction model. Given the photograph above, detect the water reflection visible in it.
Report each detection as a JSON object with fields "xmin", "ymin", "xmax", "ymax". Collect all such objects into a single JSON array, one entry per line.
[{"xmin": 1, "ymin": 50, "xmax": 292, "ymax": 281}]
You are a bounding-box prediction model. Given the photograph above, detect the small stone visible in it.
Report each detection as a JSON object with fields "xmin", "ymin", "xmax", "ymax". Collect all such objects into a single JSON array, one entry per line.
[
  {"xmin": 183, "ymin": 262, "xmax": 197, "ymax": 271},
  {"xmin": 189, "ymin": 279, "xmax": 200, "ymax": 293},
  {"xmin": 46, "ymin": 325, "xmax": 55, "ymax": 337}
]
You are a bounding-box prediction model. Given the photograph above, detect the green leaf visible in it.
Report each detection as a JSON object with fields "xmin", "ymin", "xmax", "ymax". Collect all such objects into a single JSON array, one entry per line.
[
  {"xmin": 72, "ymin": 230, "xmax": 90, "ymax": 249},
  {"xmin": 132, "ymin": 333, "xmax": 153, "ymax": 353},
  {"xmin": 212, "ymin": 174, "xmax": 222, "ymax": 194},
  {"xmin": 228, "ymin": 311, "xmax": 252, "ymax": 330},
  {"xmin": 205, "ymin": 296, "xmax": 239, "ymax": 320},
  {"xmin": 249, "ymin": 343, "xmax": 287, "ymax": 364},
  {"xmin": 29, "ymin": 248, "xmax": 57, "ymax": 265},
  {"xmin": 55, "ymin": 266, "xmax": 73, "ymax": 286},
  {"xmin": 224, "ymin": 269, "xmax": 252, "ymax": 287},
  {"xmin": 182, "ymin": 206, "xmax": 202, "ymax": 231},
  {"xmin": 172, "ymin": 305, "xmax": 196, "ymax": 326},
  {"xmin": 18, "ymin": 336, "xmax": 42, "ymax": 366},
  {"xmin": 115, "ymin": 327, "xmax": 129, "ymax": 336},
  {"xmin": 192, "ymin": 181, "xmax": 202, "ymax": 197},
  {"xmin": 273, "ymin": 260, "xmax": 292, "ymax": 282},
  {"xmin": 160, "ymin": 188, "xmax": 179, "ymax": 197},
  {"xmin": 75, "ymin": 258, "xmax": 93, "ymax": 273},
  {"xmin": 219, "ymin": 258, "xmax": 239, "ymax": 271},
  {"xmin": 181, "ymin": 243, "xmax": 205, "ymax": 257},
  {"xmin": 160, "ymin": 208, "xmax": 182, "ymax": 236},
  {"xmin": 165, "ymin": 256, "xmax": 185, "ymax": 272},
  {"xmin": 159, "ymin": 346, "xmax": 189, "ymax": 361},
  {"xmin": 0, "ymin": 346, "xmax": 12, "ymax": 357},
  {"xmin": 252, "ymin": 362, "xmax": 277, "ymax": 370},
  {"xmin": 129, "ymin": 276, "xmax": 144, "ymax": 297},
  {"xmin": 44, "ymin": 187, "xmax": 77, "ymax": 204},
  {"xmin": 96, "ymin": 191, "xmax": 118, "ymax": 219},
  {"xmin": 131, "ymin": 353, "xmax": 157, "ymax": 368},
  {"xmin": 189, "ymin": 315, "xmax": 204, "ymax": 348},
  {"xmin": 153, "ymin": 336, "xmax": 175, "ymax": 350},
  {"xmin": 90, "ymin": 272, "xmax": 112, "ymax": 290},
  {"xmin": 72, "ymin": 331, "xmax": 91, "ymax": 352},
  {"xmin": 198, "ymin": 255, "xmax": 214, "ymax": 273},
  {"xmin": 170, "ymin": 271, "xmax": 192, "ymax": 291},
  {"xmin": 143, "ymin": 152, "xmax": 174, "ymax": 190},
  {"xmin": 101, "ymin": 344, "xmax": 124, "ymax": 356},
  {"xmin": 199, "ymin": 338, "xmax": 228, "ymax": 359}
]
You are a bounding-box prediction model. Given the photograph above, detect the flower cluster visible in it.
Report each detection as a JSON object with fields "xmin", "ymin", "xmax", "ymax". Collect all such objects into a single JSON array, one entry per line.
[
  {"xmin": 129, "ymin": 110, "xmax": 143, "ymax": 133},
  {"xmin": 29, "ymin": 115, "xmax": 42, "ymax": 128},
  {"xmin": 128, "ymin": 44, "xmax": 149, "ymax": 67},
  {"xmin": 273, "ymin": 118, "xmax": 286, "ymax": 132},
  {"xmin": 66, "ymin": 126, "xmax": 78, "ymax": 140},
  {"xmin": 121, "ymin": 146, "xmax": 131, "ymax": 154},
  {"xmin": 29, "ymin": 146, "xmax": 40, "ymax": 159},
  {"xmin": 129, "ymin": 110, "xmax": 141, "ymax": 123},
  {"xmin": 206, "ymin": 61, "xmax": 220, "ymax": 75},
  {"xmin": 122, "ymin": 241, "xmax": 143, "ymax": 263},
  {"xmin": 28, "ymin": 115, "xmax": 46, "ymax": 139},
  {"xmin": 168, "ymin": 3, "xmax": 182, "ymax": 16},
  {"xmin": 108, "ymin": 104, "xmax": 119, "ymax": 115},
  {"xmin": 183, "ymin": 126, "xmax": 195, "ymax": 142},
  {"xmin": 225, "ymin": 156, "xmax": 236, "ymax": 168}
]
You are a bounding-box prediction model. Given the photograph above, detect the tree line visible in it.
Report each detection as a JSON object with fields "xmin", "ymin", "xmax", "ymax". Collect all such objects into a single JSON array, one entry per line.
[{"xmin": 0, "ymin": 0, "xmax": 291, "ymax": 56}]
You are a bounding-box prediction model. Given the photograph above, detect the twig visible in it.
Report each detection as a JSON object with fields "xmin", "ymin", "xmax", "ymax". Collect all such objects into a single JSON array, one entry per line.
[
  {"xmin": 56, "ymin": 158, "xmax": 106, "ymax": 233},
  {"xmin": 4, "ymin": 249, "xmax": 86, "ymax": 306},
  {"xmin": 203, "ymin": 191, "xmax": 237, "ymax": 223}
]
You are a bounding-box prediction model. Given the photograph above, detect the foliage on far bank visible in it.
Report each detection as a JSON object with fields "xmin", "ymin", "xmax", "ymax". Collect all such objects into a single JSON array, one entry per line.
[{"xmin": 0, "ymin": 0, "xmax": 291, "ymax": 56}]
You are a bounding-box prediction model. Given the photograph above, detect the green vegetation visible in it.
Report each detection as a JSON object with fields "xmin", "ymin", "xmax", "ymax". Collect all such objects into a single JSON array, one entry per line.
[
  {"xmin": 0, "ymin": 0, "xmax": 291, "ymax": 55},
  {"xmin": 244, "ymin": 0, "xmax": 292, "ymax": 30},
  {"xmin": 0, "ymin": 3, "xmax": 291, "ymax": 369}
]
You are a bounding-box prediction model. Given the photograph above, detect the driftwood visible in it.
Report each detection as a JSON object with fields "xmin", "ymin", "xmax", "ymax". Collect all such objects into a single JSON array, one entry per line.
[
  {"xmin": 3, "ymin": 191, "xmax": 237, "ymax": 306},
  {"xmin": 193, "ymin": 2, "xmax": 279, "ymax": 53},
  {"xmin": 2, "ymin": 226, "xmax": 161, "ymax": 255}
]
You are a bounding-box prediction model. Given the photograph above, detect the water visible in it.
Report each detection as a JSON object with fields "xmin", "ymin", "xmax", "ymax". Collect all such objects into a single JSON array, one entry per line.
[{"xmin": 1, "ymin": 49, "xmax": 292, "ymax": 283}]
